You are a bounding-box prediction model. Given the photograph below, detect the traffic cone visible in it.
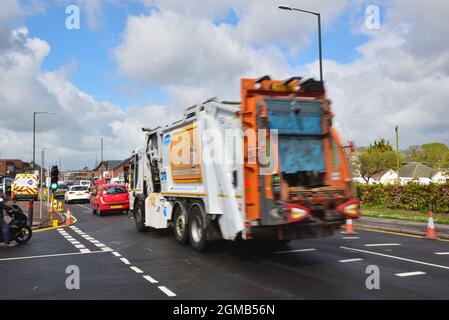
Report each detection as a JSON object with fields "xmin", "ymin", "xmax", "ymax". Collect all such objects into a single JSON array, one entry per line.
[
  {"xmin": 425, "ymin": 211, "xmax": 438, "ymax": 240},
  {"xmin": 341, "ymin": 218, "xmax": 358, "ymax": 235},
  {"xmin": 65, "ymin": 207, "xmax": 72, "ymax": 225}
]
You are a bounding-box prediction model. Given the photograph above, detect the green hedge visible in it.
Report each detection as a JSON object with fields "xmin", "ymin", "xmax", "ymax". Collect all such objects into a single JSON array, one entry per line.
[{"xmin": 357, "ymin": 183, "xmax": 449, "ymax": 213}]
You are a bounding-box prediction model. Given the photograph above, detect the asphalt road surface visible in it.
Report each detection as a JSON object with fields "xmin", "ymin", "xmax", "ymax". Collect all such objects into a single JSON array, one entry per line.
[{"xmin": 1, "ymin": 203, "xmax": 448, "ymax": 300}]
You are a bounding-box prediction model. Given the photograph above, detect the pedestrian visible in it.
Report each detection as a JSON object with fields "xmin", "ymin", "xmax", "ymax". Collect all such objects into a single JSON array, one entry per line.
[{"xmin": 0, "ymin": 196, "xmax": 14, "ymax": 247}]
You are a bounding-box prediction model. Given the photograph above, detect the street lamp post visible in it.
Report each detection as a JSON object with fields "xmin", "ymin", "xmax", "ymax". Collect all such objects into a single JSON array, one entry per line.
[
  {"xmin": 279, "ymin": 5, "xmax": 323, "ymax": 82},
  {"xmin": 33, "ymin": 112, "xmax": 54, "ymax": 170}
]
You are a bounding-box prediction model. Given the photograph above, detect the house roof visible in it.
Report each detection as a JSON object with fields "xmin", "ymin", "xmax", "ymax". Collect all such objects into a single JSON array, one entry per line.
[
  {"xmin": 399, "ymin": 162, "xmax": 433, "ymax": 179},
  {"xmin": 371, "ymin": 169, "xmax": 394, "ymax": 180},
  {"xmin": 94, "ymin": 160, "xmax": 122, "ymax": 172},
  {"xmin": 111, "ymin": 156, "xmax": 133, "ymax": 171}
]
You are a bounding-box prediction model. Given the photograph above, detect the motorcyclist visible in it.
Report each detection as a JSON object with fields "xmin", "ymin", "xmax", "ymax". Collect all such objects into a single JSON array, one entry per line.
[{"xmin": 0, "ymin": 195, "xmax": 13, "ymax": 247}]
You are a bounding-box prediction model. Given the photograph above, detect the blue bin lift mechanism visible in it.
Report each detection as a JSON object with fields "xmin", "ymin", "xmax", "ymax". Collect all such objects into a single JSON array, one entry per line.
[{"xmin": 265, "ymin": 99, "xmax": 325, "ymax": 174}]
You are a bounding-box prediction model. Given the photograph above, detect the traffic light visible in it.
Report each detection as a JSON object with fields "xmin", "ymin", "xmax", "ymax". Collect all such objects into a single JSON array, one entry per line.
[{"xmin": 50, "ymin": 166, "xmax": 59, "ymax": 191}]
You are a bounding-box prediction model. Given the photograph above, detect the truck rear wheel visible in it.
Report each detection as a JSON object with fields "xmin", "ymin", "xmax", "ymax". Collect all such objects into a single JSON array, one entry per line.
[
  {"xmin": 135, "ymin": 201, "xmax": 149, "ymax": 232},
  {"xmin": 173, "ymin": 204, "xmax": 189, "ymax": 245},
  {"xmin": 188, "ymin": 204, "xmax": 208, "ymax": 252}
]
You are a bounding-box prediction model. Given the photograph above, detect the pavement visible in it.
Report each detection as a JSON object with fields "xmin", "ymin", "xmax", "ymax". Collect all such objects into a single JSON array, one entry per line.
[
  {"xmin": 12, "ymin": 199, "xmax": 65, "ymax": 229},
  {"xmin": 0, "ymin": 202, "xmax": 448, "ymax": 300},
  {"xmin": 355, "ymin": 216, "xmax": 449, "ymax": 240}
]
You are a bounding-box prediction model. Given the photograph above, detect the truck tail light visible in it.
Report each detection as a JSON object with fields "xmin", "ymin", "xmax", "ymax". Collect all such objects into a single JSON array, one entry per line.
[
  {"xmin": 337, "ymin": 199, "xmax": 361, "ymax": 218},
  {"xmin": 69, "ymin": 192, "xmax": 75, "ymax": 194},
  {"xmin": 285, "ymin": 203, "xmax": 310, "ymax": 223}
]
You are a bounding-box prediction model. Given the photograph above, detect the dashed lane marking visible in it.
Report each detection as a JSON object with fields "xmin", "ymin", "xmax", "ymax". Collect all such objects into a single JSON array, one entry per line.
[
  {"xmin": 435, "ymin": 252, "xmax": 449, "ymax": 255},
  {"xmin": 112, "ymin": 252, "xmax": 121, "ymax": 257},
  {"xmin": 339, "ymin": 258, "xmax": 364, "ymax": 263},
  {"xmin": 120, "ymin": 258, "xmax": 131, "ymax": 265},
  {"xmin": 130, "ymin": 266, "xmax": 144, "ymax": 274},
  {"xmin": 102, "ymin": 247, "xmax": 113, "ymax": 252},
  {"xmin": 364, "ymin": 243, "xmax": 401, "ymax": 247},
  {"xmin": 143, "ymin": 275, "xmax": 158, "ymax": 284},
  {"xmin": 341, "ymin": 246, "xmax": 449, "ymax": 270},
  {"xmin": 396, "ymin": 271, "xmax": 427, "ymax": 277},
  {"xmin": 275, "ymin": 248, "xmax": 316, "ymax": 254},
  {"xmin": 158, "ymin": 286, "xmax": 176, "ymax": 297}
]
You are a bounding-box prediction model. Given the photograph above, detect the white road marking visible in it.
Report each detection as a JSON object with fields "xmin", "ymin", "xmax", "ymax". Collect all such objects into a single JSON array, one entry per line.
[
  {"xmin": 339, "ymin": 258, "xmax": 364, "ymax": 263},
  {"xmin": 435, "ymin": 252, "xmax": 449, "ymax": 255},
  {"xmin": 79, "ymin": 249, "xmax": 91, "ymax": 253},
  {"xmin": 341, "ymin": 246, "xmax": 449, "ymax": 270},
  {"xmin": 95, "ymin": 243, "xmax": 106, "ymax": 248},
  {"xmin": 343, "ymin": 237, "xmax": 360, "ymax": 240},
  {"xmin": 0, "ymin": 250, "xmax": 104, "ymax": 261},
  {"xmin": 69, "ymin": 241, "xmax": 81, "ymax": 245},
  {"xmin": 120, "ymin": 258, "xmax": 131, "ymax": 265},
  {"xmin": 275, "ymin": 248, "xmax": 316, "ymax": 254},
  {"xmin": 130, "ymin": 266, "xmax": 144, "ymax": 274},
  {"xmin": 74, "ymin": 244, "xmax": 85, "ymax": 249},
  {"xmin": 101, "ymin": 247, "xmax": 113, "ymax": 252},
  {"xmin": 396, "ymin": 271, "xmax": 427, "ymax": 277},
  {"xmin": 90, "ymin": 240, "xmax": 100, "ymax": 244},
  {"xmin": 158, "ymin": 286, "xmax": 176, "ymax": 297},
  {"xmin": 57, "ymin": 228, "xmax": 64, "ymax": 231},
  {"xmin": 112, "ymin": 252, "xmax": 121, "ymax": 257},
  {"xmin": 77, "ymin": 204, "xmax": 91, "ymax": 210},
  {"xmin": 143, "ymin": 275, "xmax": 158, "ymax": 284},
  {"xmin": 364, "ymin": 243, "xmax": 401, "ymax": 247}
]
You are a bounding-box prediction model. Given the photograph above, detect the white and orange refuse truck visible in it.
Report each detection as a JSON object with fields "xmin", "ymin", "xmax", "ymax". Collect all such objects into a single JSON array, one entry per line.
[{"xmin": 126, "ymin": 76, "xmax": 360, "ymax": 251}]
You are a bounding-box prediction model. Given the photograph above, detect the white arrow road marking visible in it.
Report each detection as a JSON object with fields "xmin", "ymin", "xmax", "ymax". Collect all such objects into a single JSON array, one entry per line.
[
  {"xmin": 341, "ymin": 246, "xmax": 449, "ymax": 270},
  {"xmin": 396, "ymin": 271, "xmax": 426, "ymax": 277}
]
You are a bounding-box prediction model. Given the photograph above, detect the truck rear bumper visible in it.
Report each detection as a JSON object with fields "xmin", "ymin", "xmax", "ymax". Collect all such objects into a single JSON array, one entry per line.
[{"xmin": 250, "ymin": 219, "xmax": 344, "ymax": 241}]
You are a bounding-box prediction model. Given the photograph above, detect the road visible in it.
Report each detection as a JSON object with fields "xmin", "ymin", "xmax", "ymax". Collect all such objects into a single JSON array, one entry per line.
[{"xmin": 0, "ymin": 202, "xmax": 448, "ymax": 300}]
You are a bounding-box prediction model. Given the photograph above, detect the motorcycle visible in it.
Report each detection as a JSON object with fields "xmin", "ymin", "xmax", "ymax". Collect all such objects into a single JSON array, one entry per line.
[{"xmin": 0, "ymin": 197, "xmax": 33, "ymax": 244}]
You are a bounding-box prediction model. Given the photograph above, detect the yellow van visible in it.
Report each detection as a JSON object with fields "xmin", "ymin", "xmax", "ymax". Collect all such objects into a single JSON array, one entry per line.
[{"xmin": 12, "ymin": 174, "xmax": 39, "ymax": 201}]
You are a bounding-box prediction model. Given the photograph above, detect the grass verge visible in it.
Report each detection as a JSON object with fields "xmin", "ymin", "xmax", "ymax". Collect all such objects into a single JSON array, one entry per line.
[{"xmin": 361, "ymin": 206, "xmax": 449, "ymax": 225}]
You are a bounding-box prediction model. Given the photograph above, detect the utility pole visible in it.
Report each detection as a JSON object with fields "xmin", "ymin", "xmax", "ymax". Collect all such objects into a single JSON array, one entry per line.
[
  {"xmin": 40, "ymin": 149, "xmax": 45, "ymax": 220},
  {"xmin": 396, "ymin": 126, "xmax": 400, "ymax": 184}
]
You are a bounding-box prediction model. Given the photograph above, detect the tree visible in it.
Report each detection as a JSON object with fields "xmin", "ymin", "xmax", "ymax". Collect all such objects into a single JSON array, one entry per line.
[
  {"xmin": 421, "ymin": 143, "xmax": 449, "ymax": 168},
  {"xmin": 359, "ymin": 139, "xmax": 397, "ymax": 183}
]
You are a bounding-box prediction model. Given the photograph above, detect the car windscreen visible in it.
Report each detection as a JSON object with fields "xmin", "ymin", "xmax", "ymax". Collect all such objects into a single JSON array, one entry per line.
[
  {"xmin": 71, "ymin": 186, "xmax": 88, "ymax": 191},
  {"xmin": 102, "ymin": 186, "xmax": 127, "ymax": 195}
]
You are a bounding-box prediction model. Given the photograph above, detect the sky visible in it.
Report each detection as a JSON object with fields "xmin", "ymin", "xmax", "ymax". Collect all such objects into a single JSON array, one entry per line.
[{"xmin": 0, "ymin": 0, "xmax": 448, "ymax": 170}]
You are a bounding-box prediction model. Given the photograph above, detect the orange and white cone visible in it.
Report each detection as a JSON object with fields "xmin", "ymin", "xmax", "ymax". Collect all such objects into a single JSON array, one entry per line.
[
  {"xmin": 425, "ymin": 211, "xmax": 438, "ymax": 240},
  {"xmin": 341, "ymin": 218, "xmax": 358, "ymax": 235},
  {"xmin": 65, "ymin": 207, "xmax": 72, "ymax": 225}
]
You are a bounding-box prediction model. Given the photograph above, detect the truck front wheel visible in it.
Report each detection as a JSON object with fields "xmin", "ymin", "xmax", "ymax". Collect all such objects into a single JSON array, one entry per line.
[
  {"xmin": 173, "ymin": 204, "xmax": 189, "ymax": 245},
  {"xmin": 135, "ymin": 201, "xmax": 149, "ymax": 232},
  {"xmin": 188, "ymin": 204, "xmax": 208, "ymax": 252}
]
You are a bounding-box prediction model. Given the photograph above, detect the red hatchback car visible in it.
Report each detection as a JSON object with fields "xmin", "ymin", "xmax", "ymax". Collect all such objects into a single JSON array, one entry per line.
[{"xmin": 91, "ymin": 184, "xmax": 129, "ymax": 216}]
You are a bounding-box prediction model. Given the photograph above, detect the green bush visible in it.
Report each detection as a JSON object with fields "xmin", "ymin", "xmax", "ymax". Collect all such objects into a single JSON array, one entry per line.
[{"xmin": 357, "ymin": 183, "xmax": 449, "ymax": 213}]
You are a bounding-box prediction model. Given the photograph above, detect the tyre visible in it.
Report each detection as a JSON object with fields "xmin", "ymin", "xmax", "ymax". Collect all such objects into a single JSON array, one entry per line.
[
  {"xmin": 188, "ymin": 204, "xmax": 208, "ymax": 252},
  {"xmin": 134, "ymin": 201, "xmax": 149, "ymax": 232},
  {"xmin": 15, "ymin": 225, "xmax": 32, "ymax": 244},
  {"xmin": 172, "ymin": 204, "xmax": 189, "ymax": 245}
]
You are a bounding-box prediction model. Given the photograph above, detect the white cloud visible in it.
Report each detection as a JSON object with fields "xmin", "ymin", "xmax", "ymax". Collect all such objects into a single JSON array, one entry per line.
[{"xmin": 0, "ymin": 26, "xmax": 172, "ymax": 169}]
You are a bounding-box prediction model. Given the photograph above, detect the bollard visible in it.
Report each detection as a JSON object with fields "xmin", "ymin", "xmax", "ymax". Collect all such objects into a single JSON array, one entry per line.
[{"xmin": 28, "ymin": 200, "xmax": 34, "ymax": 227}]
